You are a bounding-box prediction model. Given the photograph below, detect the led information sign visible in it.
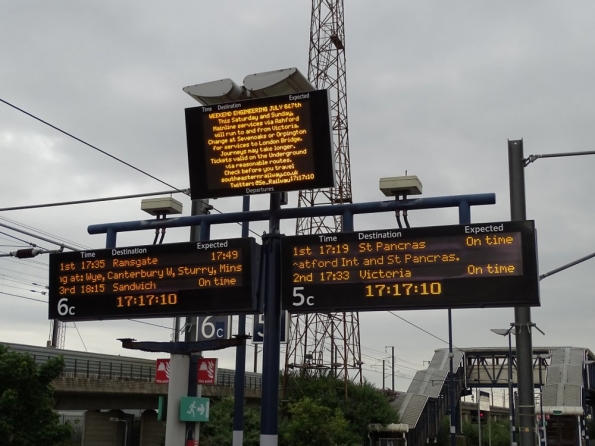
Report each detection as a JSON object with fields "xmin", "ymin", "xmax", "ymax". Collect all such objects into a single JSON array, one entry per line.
[
  {"xmin": 281, "ymin": 221, "xmax": 539, "ymax": 312},
  {"xmin": 48, "ymin": 238, "xmax": 259, "ymax": 321},
  {"xmin": 185, "ymin": 89, "xmax": 335, "ymax": 199}
]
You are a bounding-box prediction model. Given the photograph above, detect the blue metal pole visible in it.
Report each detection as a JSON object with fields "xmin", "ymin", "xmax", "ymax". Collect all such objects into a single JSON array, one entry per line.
[
  {"xmin": 508, "ymin": 139, "xmax": 535, "ymax": 446},
  {"xmin": 448, "ymin": 204, "xmax": 472, "ymax": 446},
  {"xmin": 86, "ymin": 192, "xmax": 498, "ymax": 445},
  {"xmin": 106, "ymin": 227, "xmax": 117, "ymax": 248},
  {"xmin": 458, "ymin": 200, "xmax": 471, "ymax": 225},
  {"xmin": 509, "ymin": 332, "xmax": 516, "ymax": 446},
  {"xmin": 448, "ymin": 309, "xmax": 456, "ymax": 446},
  {"xmin": 342, "ymin": 210, "xmax": 354, "ymax": 232},
  {"xmin": 260, "ymin": 193, "xmax": 282, "ymax": 446},
  {"xmin": 88, "ymin": 194, "xmax": 496, "ymax": 235},
  {"xmin": 233, "ymin": 196, "xmax": 250, "ymax": 446}
]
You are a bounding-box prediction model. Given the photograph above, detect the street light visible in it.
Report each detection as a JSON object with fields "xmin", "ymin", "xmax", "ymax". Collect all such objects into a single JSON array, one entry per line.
[
  {"xmin": 385, "ymin": 345, "xmax": 395, "ymax": 391},
  {"xmin": 183, "ymin": 67, "xmax": 314, "ymax": 446},
  {"xmin": 109, "ymin": 417, "xmax": 128, "ymax": 446},
  {"xmin": 535, "ymin": 354, "xmax": 551, "ymax": 446},
  {"xmin": 583, "ymin": 360, "xmax": 595, "ymax": 443},
  {"xmin": 491, "ymin": 327, "xmax": 517, "ymax": 446},
  {"xmin": 509, "ymin": 140, "xmax": 595, "ymax": 446},
  {"xmin": 183, "ymin": 67, "xmax": 314, "ymax": 105}
]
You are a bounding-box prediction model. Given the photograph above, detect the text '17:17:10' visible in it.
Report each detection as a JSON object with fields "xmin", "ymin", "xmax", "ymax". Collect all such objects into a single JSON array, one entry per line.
[
  {"xmin": 364, "ymin": 282, "xmax": 442, "ymax": 298},
  {"xmin": 116, "ymin": 293, "xmax": 178, "ymax": 308}
]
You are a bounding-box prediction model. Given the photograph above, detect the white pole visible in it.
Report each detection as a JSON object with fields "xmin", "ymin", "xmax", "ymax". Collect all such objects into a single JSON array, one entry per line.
[
  {"xmin": 477, "ymin": 387, "xmax": 482, "ymax": 446},
  {"xmin": 165, "ymin": 354, "xmax": 190, "ymax": 446}
]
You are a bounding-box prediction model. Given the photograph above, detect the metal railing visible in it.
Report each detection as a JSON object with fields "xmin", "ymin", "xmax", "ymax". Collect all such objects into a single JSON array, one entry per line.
[{"xmin": 30, "ymin": 352, "xmax": 263, "ymax": 388}]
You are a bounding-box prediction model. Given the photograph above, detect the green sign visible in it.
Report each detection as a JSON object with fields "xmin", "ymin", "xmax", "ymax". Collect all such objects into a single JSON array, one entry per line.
[
  {"xmin": 180, "ymin": 397, "xmax": 210, "ymax": 422},
  {"xmin": 158, "ymin": 395, "xmax": 167, "ymax": 421}
]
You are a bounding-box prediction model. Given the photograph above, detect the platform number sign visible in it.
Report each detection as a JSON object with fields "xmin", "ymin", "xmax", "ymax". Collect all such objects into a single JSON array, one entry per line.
[
  {"xmin": 252, "ymin": 311, "xmax": 289, "ymax": 344},
  {"xmin": 196, "ymin": 316, "xmax": 231, "ymax": 341}
]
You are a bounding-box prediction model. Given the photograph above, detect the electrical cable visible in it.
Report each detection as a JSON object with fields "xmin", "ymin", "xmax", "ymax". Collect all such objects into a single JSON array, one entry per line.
[
  {"xmin": 0, "ymin": 216, "xmax": 89, "ymax": 250},
  {"xmin": 0, "ymin": 97, "xmax": 187, "ymax": 195},
  {"xmin": 0, "ymin": 275, "xmax": 48, "ymax": 288},
  {"xmin": 0, "ymin": 290, "xmax": 46, "ymax": 303},
  {"xmin": 0, "ymin": 102, "xmax": 263, "ymax": 239},
  {"xmin": 361, "ymin": 345, "xmax": 423, "ymax": 367},
  {"xmin": 0, "ymin": 221, "xmax": 79, "ymax": 251},
  {"xmin": 0, "ymin": 189, "xmax": 189, "ymax": 212},
  {"xmin": 128, "ymin": 319, "xmax": 173, "ymax": 330},
  {"xmin": 388, "ymin": 310, "xmax": 458, "ymax": 349},
  {"xmin": 0, "ymin": 254, "xmax": 49, "ymax": 270},
  {"xmin": 72, "ymin": 323, "xmax": 88, "ymax": 352},
  {"xmin": 0, "ymin": 230, "xmax": 42, "ymax": 247},
  {"xmin": 0, "ymin": 265, "xmax": 48, "ymax": 280},
  {"xmin": 0, "ymin": 283, "xmax": 46, "ymax": 295}
]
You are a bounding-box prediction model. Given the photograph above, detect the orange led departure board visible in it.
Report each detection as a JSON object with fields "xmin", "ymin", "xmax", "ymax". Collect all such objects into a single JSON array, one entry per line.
[
  {"xmin": 281, "ymin": 221, "xmax": 539, "ymax": 312},
  {"xmin": 48, "ymin": 238, "xmax": 260, "ymax": 321},
  {"xmin": 185, "ymin": 90, "xmax": 335, "ymax": 199}
]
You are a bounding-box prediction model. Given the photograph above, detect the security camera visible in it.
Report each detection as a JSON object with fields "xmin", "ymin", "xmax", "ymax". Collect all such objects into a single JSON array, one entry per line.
[
  {"xmin": 141, "ymin": 197, "xmax": 183, "ymax": 216},
  {"xmin": 379, "ymin": 176, "xmax": 422, "ymax": 197}
]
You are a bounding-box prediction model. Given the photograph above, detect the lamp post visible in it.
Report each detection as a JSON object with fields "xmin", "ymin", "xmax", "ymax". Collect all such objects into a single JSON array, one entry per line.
[
  {"xmin": 491, "ymin": 327, "xmax": 517, "ymax": 446},
  {"xmin": 510, "ymin": 140, "xmax": 595, "ymax": 446},
  {"xmin": 109, "ymin": 417, "xmax": 128, "ymax": 446},
  {"xmin": 582, "ymin": 360, "xmax": 595, "ymax": 444},
  {"xmin": 184, "ymin": 67, "xmax": 314, "ymax": 446},
  {"xmin": 385, "ymin": 345, "xmax": 395, "ymax": 391},
  {"xmin": 536, "ymin": 354, "xmax": 551, "ymax": 446}
]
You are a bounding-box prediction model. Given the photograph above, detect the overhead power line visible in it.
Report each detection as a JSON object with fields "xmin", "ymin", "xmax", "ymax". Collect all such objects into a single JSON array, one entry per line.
[
  {"xmin": 0, "ymin": 216, "xmax": 89, "ymax": 250},
  {"xmin": 0, "ymin": 222, "xmax": 79, "ymax": 251},
  {"xmin": 0, "ymin": 265, "xmax": 48, "ymax": 281},
  {"xmin": 0, "ymin": 99, "xmax": 250, "ymax": 235},
  {"xmin": 0, "ymin": 97, "xmax": 188, "ymax": 194},
  {"xmin": 388, "ymin": 311, "xmax": 458, "ymax": 349},
  {"xmin": 0, "ymin": 189, "xmax": 189, "ymax": 212},
  {"xmin": 0, "ymin": 290, "xmax": 46, "ymax": 304}
]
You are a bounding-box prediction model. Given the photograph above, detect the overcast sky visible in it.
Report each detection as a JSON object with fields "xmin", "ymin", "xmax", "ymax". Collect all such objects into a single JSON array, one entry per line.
[{"xmin": 1, "ymin": 1, "xmax": 595, "ymax": 393}]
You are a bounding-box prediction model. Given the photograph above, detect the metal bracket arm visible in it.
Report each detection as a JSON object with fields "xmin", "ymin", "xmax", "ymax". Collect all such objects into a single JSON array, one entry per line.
[{"xmin": 117, "ymin": 335, "xmax": 250, "ymax": 354}]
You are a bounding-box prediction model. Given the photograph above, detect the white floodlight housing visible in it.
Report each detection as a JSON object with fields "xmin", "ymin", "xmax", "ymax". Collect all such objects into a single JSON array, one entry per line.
[
  {"xmin": 141, "ymin": 197, "xmax": 183, "ymax": 216},
  {"xmin": 183, "ymin": 78, "xmax": 243, "ymax": 105},
  {"xmin": 243, "ymin": 67, "xmax": 314, "ymax": 98},
  {"xmin": 379, "ymin": 176, "xmax": 423, "ymax": 197}
]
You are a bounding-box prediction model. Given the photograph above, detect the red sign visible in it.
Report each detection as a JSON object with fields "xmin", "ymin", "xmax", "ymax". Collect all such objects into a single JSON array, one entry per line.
[
  {"xmin": 197, "ymin": 358, "xmax": 218, "ymax": 385},
  {"xmin": 155, "ymin": 358, "xmax": 170, "ymax": 384}
]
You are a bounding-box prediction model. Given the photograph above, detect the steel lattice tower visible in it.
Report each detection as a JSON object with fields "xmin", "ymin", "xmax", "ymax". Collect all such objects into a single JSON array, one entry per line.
[{"xmin": 284, "ymin": 0, "xmax": 362, "ymax": 388}]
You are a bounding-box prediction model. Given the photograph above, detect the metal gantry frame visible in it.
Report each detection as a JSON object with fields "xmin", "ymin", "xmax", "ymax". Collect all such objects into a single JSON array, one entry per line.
[
  {"xmin": 510, "ymin": 140, "xmax": 595, "ymax": 446},
  {"xmin": 88, "ymin": 192, "xmax": 495, "ymax": 445},
  {"xmin": 290, "ymin": 0, "xmax": 358, "ymax": 393}
]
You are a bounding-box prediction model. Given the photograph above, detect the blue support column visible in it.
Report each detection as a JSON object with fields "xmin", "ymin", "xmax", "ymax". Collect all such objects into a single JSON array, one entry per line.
[
  {"xmin": 233, "ymin": 196, "xmax": 250, "ymax": 446},
  {"xmin": 89, "ymin": 192, "xmax": 498, "ymax": 446},
  {"xmin": 508, "ymin": 139, "xmax": 535, "ymax": 446},
  {"xmin": 260, "ymin": 193, "xmax": 282, "ymax": 446},
  {"xmin": 448, "ymin": 203, "xmax": 471, "ymax": 446},
  {"xmin": 106, "ymin": 227, "xmax": 117, "ymax": 249}
]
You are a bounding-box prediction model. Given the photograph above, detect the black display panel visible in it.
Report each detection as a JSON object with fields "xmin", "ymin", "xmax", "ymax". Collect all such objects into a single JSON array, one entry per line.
[
  {"xmin": 48, "ymin": 238, "xmax": 260, "ymax": 321},
  {"xmin": 185, "ymin": 90, "xmax": 335, "ymax": 199},
  {"xmin": 281, "ymin": 221, "xmax": 539, "ymax": 313}
]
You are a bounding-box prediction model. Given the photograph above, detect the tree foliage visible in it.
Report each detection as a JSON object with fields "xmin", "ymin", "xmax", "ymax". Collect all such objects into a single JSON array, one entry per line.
[
  {"xmin": 199, "ymin": 372, "xmax": 398, "ymax": 446},
  {"xmin": 280, "ymin": 397, "xmax": 359, "ymax": 446},
  {"xmin": 199, "ymin": 397, "xmax": 260, "ymax": 446},
  {"xmin": 461, "ymin": 418, "xmax": 511, "ymax": 446},
  {"xmin": 0, "ymin": 344, "xmax": 73, "ymax": 446},
  {"xmin": 280, "ymin": 371, "xmax": 399, "ymax": 445}
]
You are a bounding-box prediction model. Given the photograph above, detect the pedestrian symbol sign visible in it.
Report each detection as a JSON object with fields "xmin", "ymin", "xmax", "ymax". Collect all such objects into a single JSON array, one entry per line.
[{"xmin": 179, "ymin": 397, "xmax": 210, "ymax": 422}]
